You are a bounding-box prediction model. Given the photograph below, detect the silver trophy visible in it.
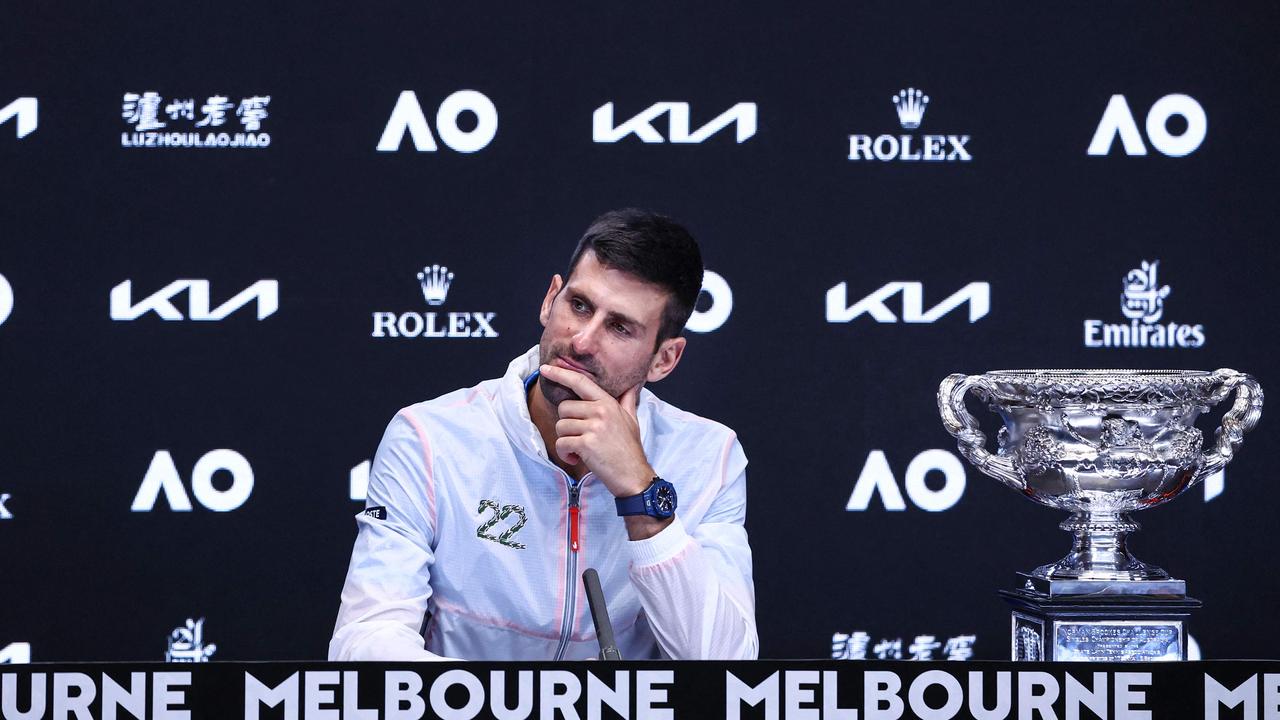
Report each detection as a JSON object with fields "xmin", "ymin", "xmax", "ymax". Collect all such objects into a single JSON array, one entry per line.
[{"xmin": 938, "ymin": 368, "xmax": 1262, "ymax": 661}]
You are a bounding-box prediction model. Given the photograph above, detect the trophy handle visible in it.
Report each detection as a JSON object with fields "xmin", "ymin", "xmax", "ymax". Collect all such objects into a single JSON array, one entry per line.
[
  {"xmin": 938, "ymin": 373, "xmax": 1025, "ymax": 491},
  {"xmin": 1197, "ymin": 369, "xmax": 1264, "ymax": 479}
]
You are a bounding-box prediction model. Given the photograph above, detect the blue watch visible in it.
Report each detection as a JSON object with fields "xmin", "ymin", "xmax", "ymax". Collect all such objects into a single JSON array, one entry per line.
[{"xmin": 615, "ymin": 477, "xmax": 677, "ymax": 519}]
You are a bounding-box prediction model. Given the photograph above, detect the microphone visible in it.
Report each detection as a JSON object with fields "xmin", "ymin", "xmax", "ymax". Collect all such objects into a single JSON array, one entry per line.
[{"xmin": 582, "ymin": 568, "xmax": 623, "ymax": 660}]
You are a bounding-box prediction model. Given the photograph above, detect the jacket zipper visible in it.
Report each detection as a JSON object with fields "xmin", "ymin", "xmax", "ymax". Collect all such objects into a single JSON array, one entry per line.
[{"xmin": 552, "ymin": 475, "xmax": 583, "ymax": 660}]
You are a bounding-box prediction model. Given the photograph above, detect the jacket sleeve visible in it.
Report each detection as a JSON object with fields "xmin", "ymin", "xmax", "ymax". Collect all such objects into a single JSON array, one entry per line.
[
  {"xmin": 329, "ymin": 411, "xmax": 454, "ymax": 661},
  {"xmin": 626, "ymin": 436, "xmax": 758, "ymax": 659}
]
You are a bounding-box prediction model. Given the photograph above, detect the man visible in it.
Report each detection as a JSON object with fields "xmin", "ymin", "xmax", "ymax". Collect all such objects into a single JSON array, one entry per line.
[{"xmin": 329, "ymin": 209, "xmax": 757, "ymax": 660}]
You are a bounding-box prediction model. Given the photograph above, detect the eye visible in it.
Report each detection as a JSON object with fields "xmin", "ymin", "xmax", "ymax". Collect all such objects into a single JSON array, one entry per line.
[
  {"xmin": 612, "ymin": 322, "xmax": 631, "ymax": 336},
  {"xmin": 570, "ymin": 297, "xmax": 588, "ymax": 313}
]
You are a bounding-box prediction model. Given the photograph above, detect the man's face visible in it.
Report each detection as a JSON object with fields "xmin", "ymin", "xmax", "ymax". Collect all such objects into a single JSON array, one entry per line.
[{"xmin": 537, "ymin": 251, "xmax": 673, "ymax": 406}]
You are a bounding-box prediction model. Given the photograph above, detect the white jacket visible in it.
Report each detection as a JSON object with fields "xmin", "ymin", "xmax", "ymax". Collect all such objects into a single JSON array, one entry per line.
[{"xmin": 329, "ymin": 346, "xmax": 758, "ymax": 661}]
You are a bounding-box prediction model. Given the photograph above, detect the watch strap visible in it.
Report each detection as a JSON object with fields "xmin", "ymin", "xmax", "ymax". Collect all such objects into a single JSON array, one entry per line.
[{"xmin": 615, "ymin": 477, "xmax": 676, "ymax": 518}]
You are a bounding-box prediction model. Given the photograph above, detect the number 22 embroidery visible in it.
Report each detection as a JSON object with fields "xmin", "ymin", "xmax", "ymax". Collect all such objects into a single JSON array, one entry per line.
[{"xmin": 476, "ymin": 499, "xmax": 528, "ymax": 549}]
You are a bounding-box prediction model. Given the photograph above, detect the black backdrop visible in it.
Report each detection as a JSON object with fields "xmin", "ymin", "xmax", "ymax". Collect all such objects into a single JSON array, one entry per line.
[{"xmin": 2, "ymin": 2, "xmax": 1278, "ymax": 662}]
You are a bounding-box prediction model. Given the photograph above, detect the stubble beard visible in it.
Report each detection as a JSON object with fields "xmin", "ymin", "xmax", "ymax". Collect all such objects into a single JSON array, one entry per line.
[{"xmin": 536, "ymin": 336, "xmax": 647, "ymax": 409}]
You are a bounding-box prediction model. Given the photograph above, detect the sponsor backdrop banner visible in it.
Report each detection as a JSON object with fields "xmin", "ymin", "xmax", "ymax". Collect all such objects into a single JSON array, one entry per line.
[{"xmin": 1, "ymin": 2, "xmax": 1278, "ymax": 661}]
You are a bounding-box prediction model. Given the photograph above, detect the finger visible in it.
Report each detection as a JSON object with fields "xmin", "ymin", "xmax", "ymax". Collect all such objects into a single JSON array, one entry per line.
[
  {"xmin": 540, "ymin": 363, "xmax": 609, "ymax": 401},
  {"xmin": 555, "ymin": 399, "xmax": 596, "ymax": 420},
  {"xmin": 555, "ymin": 436, "xmax": 583, "ymax": 465},
  {"xmin": 555, "ymin": 418, "xmax": 591, "ymax": 437},
  {"xmin": 619, "ymin": 383, "xmax": 642, "ymax": 420}
]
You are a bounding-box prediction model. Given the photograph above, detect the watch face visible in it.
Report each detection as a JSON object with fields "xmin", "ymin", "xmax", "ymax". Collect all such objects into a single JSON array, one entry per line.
[{"xmin": 653, "ymin": 485, "xmax": 675, "ymax": 513}]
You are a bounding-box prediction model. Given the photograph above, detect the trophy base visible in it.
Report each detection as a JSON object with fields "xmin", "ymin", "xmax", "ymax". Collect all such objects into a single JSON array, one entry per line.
[
  {"xmin": 1000, "ymin": 579, "xmax": 1200, "ymax": 662},
  {"xmin": 1020, "ymin": 572, "xmax": 1186, "ymax": 598}
]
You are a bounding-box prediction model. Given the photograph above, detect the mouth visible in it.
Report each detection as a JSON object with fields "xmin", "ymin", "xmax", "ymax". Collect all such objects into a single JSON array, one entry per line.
[{"xmin": 553, "ymin": 355, "xmax": 594, "ymax": 376}]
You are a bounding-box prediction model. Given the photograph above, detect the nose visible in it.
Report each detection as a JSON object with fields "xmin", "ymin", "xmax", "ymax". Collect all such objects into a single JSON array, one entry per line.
[{"xmin": 570, "ymin": 316, "xmax": 605, "ymax": 356}]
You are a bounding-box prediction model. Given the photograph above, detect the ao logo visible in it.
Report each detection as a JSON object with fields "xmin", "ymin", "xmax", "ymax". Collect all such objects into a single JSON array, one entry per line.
[
  {"xmin": 1204, "ymin": 469, "xmax": 1226, "ymax": 503},
  {"xmin": 0, "ymin": 643, "xmax": 30, "ymax": 664},
  {"xmin": 350, "ymin": 460, "xmax": 370, "ymax": 501},
  {"xmin": 1088, "ymin": 94, "xmax": 1206, "ymax": 157},
  {"xmin": 686, "ymin": 270, "xmax": 732, "ymax": 333},
  {"xmin": 844, "ymin": 451, "xmax": 1222, "ymax": 512},
  {"xmin": 0, "ymin": 273, "xmax": 11, "ymax": 326},
  {"xmin": 0, "ymin": 97, "xmax": 37, "ymax": 139},
  {"xmin": 377, "ymin": 90, "xmax": 498, "ymax": 153},
  {"xmin": 846, "ymin": 450, "xmax": 967, "ymax": 512},
  {"xmin": 132, "ymin": 450, "xmax": 254, "ymax": 512}
]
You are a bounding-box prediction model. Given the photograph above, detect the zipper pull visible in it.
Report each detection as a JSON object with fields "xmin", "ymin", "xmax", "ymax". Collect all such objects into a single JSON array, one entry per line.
[{"xmin": 568, "ymin": 483, "xmax": 582, "ymax": 553}]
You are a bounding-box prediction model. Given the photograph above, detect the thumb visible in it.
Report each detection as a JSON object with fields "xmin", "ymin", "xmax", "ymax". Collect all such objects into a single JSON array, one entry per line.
[{"xmin": 620, "ymin": 383, "xmax": 642, "ymax": 419}]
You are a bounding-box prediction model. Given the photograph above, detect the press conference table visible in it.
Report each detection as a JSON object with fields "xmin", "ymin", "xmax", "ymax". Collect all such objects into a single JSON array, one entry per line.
[{"xmin": 3, "ymin": 659, "xmax": 1277, "ymax": 719}]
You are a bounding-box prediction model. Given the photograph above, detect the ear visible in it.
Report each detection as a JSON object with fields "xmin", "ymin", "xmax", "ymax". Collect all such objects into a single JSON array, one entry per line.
[
  {"xmin": 539, "ymin": 274, "xmax": 563, "ymax": 327},
  {"xmin": 646, "ymin": 336, "xmax": 687, "ymax": 383}
]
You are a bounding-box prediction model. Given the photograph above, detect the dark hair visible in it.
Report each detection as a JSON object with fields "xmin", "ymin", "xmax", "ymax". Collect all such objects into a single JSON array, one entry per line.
[{"xmin": 565, "ymin": 209, "xmax": 704, "ymax": 345}]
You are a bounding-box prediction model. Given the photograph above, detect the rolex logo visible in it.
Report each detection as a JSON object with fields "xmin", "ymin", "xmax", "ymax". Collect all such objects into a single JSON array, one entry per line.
[
  {"xmin": 848, "ymin": 87, "xmax": 971, "ymax": 163},
  {"xmin": 371, "ymin": 263, "xmax": 498, "ymax": 339},
  {"xmin": 417, "ymin": 264, "xmax": 454, "ymax": 306},
  {"xmin": 893, "ymin": 88, "xmax": 928, "ymax": 129}
]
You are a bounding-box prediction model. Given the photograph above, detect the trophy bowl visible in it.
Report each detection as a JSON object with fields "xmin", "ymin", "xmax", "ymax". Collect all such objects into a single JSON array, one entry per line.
[{"xmin": 938, "ymin": 369, "xmax": 1262, "ymax": 584}]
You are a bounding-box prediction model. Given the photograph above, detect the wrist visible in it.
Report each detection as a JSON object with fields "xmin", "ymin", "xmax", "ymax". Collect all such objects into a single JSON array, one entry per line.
[
  {"xmin": 616, "ymin": 464, "xmax": 656, "ymax": 498},
  {"xmin": 624, "ymin": 514, "xmax": 673, "ymax": 541}
]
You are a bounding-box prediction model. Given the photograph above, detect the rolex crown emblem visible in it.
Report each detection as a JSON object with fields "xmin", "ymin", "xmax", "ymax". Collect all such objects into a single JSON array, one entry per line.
[
  {"xmin": 892, "ymin": 87, "xmax": 929, "ymax": 129},
  {"xmin": 417, "ymin": 264, "xmax": 454, "ymax": 306}
]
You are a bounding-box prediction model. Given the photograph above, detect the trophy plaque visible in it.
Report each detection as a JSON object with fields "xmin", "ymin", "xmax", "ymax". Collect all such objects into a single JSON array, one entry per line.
[{"xmin": 939, "ymin": 369, "xmax": 1263, "ymax": 661}]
